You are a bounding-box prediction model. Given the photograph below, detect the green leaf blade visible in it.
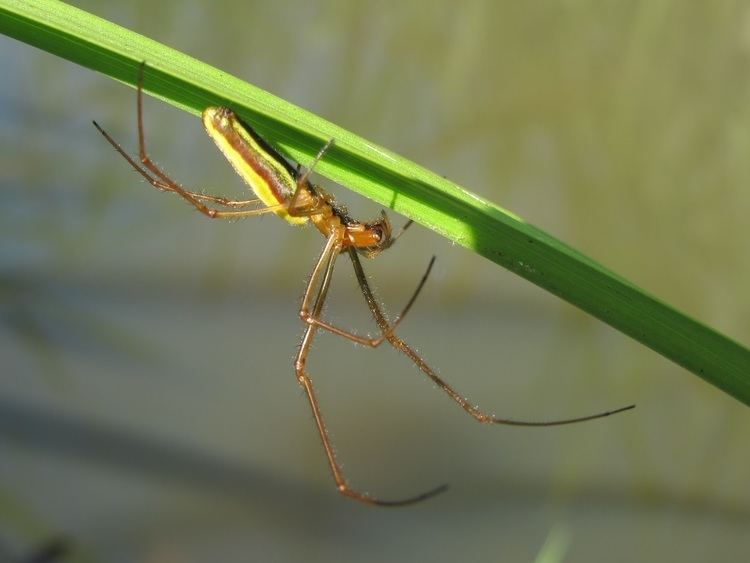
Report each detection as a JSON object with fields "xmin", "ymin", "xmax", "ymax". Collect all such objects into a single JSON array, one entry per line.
[{"xmin": 1, "ymin": 0, "xmax": 748, "ymax": 404}]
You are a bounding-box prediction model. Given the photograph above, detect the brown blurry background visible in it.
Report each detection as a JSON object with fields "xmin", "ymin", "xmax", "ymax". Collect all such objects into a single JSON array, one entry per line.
[{"xmin": 1, "ymin": 1, "xmax": 749, "ymax": 562}]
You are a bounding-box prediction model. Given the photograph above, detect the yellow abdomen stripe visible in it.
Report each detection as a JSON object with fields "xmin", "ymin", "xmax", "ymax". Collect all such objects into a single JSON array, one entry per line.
[{"xmin": 202, "ymin": 107, "xmax": 307, "ymax": 226}]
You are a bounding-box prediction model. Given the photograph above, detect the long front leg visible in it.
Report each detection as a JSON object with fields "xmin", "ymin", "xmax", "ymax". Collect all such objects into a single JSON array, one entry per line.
[
  {"xmin": 347, "ymin": 248, "xmax": 635, "ymax": 427},
  {"xmin": 295, "ymin": 231, "xmax": 447, "ymax": 506}
]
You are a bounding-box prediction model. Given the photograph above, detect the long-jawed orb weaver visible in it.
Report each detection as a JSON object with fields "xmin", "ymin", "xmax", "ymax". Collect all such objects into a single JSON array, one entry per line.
[{"xmin": 92, "ymin": 64, "xmax": 634, "ymax": 507}]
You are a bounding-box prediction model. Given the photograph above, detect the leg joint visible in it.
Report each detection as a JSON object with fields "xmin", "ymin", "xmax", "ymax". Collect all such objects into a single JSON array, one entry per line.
[{"xmin": 294, "ymin": 363, "xmax": 310, "ymax": 386}]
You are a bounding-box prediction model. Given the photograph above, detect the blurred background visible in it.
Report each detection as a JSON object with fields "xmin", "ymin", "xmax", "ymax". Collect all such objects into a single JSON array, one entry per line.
[{"xmin": 1, "ymin": 1, "xmax": 749, "ymax": 562}]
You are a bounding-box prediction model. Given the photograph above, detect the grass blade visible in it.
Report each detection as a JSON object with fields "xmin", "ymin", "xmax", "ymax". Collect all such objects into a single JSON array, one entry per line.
[{"xmin": 1, "ymin": 0, "xmax": 748, "ymax": 404}]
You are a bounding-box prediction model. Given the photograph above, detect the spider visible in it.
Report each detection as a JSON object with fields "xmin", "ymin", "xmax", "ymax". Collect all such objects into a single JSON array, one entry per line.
[{"xmin": 93, "ymin": 64, "xmax": 634, "ymax": 506}]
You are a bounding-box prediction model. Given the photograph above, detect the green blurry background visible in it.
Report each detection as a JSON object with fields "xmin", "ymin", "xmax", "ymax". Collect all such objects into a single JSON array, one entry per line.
[{"xmin": 1, "ymin": 1, "xmax": 749, "ymax": 562}]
